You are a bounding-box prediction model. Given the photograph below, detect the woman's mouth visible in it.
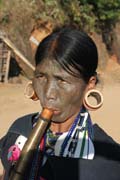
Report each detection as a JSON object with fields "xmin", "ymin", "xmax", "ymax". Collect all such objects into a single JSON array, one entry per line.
[
  {"xmin": 44, "ymin": 107, "xmax": 61, "ymax": 115},
  {"xmin": 53, "ymin": 110, "xmax": 61, "ymax": 115}
]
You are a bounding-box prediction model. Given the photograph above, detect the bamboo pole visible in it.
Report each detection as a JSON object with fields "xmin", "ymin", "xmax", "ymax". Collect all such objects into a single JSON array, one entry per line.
[
  {"xmin": 1, "ymin": 36, "xmax": 35, "ymax": 71},
  {"xmin": 4, "ymin": 50, "xmax": 11, "ymax": 83}
]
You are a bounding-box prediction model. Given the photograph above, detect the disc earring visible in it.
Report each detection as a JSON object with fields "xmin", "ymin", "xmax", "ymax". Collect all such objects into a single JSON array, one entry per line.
[
  {"xmin": 83, "ymin": 89, "xmax": 103, "ymax": 111},
  {"xmin": 24, "ymin": 81, "xmax": 38, "ymax": 101}
]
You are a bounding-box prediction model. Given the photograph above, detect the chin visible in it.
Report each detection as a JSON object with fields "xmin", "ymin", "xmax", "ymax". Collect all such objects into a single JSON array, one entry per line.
[{"xmin": 51, "ymin": 116, "xmax": 66, "ymax": 123}]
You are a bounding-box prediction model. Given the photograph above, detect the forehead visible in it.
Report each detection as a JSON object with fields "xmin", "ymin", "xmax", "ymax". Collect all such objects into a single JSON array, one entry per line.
[
  {"xmin": 35, "ymin": 59, "xmax": 79, "ymax": 78},
  {"xmin": 36, "ymin": 59, "xmax": 63, "ymax": 72}
]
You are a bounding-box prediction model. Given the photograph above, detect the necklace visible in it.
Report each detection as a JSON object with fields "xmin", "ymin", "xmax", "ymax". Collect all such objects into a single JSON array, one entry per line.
[
  {"xmin": 29, "ymin": 107, "xmax": 94, "ymax": 179},
  {"xmin": 54, "ymin": 108, "xmax": 94, "ymax": 159},
  {"xmin": 59, "ymin": 111, "xmax": 81, "ymax": 156}
]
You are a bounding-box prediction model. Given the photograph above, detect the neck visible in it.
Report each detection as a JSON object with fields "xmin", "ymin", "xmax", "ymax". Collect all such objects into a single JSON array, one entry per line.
[{"xmin": 50, "ymin": 112, "xmax": 79, "ymax": 133}]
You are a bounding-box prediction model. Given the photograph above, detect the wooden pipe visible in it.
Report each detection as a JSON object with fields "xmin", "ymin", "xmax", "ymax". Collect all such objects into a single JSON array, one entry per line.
[{"xmin": 9, "ymin": 108, "xmax": 53, "ymax": 180}]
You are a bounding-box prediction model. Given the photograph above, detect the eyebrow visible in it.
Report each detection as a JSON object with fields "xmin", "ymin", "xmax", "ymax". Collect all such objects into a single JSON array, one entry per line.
[
  {"xmin": 34, "ymin": 70, "xmax": 70, "ymax": 80},
  {"xmin": 54, "ymin": 75, "xmax": 65, "ymax": 81},
  {"xmin": 34, "ymin": 70, "xmax": 45, "ymax": 76},
  {"xmin": 54, "ymin": 74, "xmax": 75, "ymax": 83}
]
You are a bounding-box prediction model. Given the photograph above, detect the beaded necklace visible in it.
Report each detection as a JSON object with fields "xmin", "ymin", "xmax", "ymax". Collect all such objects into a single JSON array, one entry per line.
[
  {"xmin": 54, "ymin": 108, "xmax": 94, "ymax": 158},
  {"xmin": 59, "ymin": 111, "xmax": 81, "ymax": 156},
  {"xmin": 29, "ymin": 107, "xmax": 94, "ymax": 179}
]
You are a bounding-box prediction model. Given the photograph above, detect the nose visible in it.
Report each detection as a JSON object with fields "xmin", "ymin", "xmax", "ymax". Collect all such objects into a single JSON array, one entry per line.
[{"xmin": 45, "ymin": 80, "xmax": 57, "ymax": 101}]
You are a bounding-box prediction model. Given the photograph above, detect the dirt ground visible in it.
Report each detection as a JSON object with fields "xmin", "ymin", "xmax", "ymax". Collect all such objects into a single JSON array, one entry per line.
[{"xmin": 0, "ymin": 73, "xmax": 120, "ymax": 174}]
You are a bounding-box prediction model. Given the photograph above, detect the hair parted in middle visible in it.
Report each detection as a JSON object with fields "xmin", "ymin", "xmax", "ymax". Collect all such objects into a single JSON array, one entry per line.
[{"xmin": 35, "ymin": 26, "xmax": 98, "ymax": 83}]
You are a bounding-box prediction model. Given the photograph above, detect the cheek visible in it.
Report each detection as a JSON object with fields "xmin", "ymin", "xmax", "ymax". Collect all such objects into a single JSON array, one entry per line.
[
  {"xmin": 33, "ymin": 79, "xmax": 44, "ymax": 101},
  {"xmin": 65, "ymin": 85, "xmax": 86, "ymax": 103},
  {"xmin": 67, "ymin": 93, "xmax": 82, "ymax": 108},
  {"xmin": 60, "ymin": 88, "xmax": 84, "ymax": 111}
]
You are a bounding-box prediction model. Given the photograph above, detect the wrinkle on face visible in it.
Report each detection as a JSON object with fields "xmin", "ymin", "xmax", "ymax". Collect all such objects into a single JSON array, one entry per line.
[{"xmin": 33, "ymin": 59, "xmax": 88, "ymax": 130}]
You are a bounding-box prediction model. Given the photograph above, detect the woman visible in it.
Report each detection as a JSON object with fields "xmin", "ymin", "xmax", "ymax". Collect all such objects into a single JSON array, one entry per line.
[{"xmin": 0, "ymin": 26, "xmax": 120, "ymax": 180}]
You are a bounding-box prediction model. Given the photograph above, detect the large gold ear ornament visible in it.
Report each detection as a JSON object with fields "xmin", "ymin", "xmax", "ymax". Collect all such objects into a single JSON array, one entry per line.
[
  {"xmin": 83, "ymin": 89, "xmax": 103, "ymax": 111},
  {"xmin": 24, "ymin": 81, "xmax": 38, "ymax": 101}
]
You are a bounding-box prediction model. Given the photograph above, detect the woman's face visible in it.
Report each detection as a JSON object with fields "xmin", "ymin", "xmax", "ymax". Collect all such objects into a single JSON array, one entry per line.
[{"xmin": 33, "ymin": 59, "xmax": 87, "ymax": 123}]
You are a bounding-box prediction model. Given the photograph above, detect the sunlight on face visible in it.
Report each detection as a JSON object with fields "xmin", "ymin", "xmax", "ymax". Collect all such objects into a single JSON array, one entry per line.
[{"xmin": 33, "ymin": 59, "xmax": 87, "ymax": 123}]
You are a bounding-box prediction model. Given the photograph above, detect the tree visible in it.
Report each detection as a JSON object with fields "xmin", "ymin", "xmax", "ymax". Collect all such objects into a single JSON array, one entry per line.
[{"xmin": 80, "ymin": 0, "xmax": 120, "ymax": 51}]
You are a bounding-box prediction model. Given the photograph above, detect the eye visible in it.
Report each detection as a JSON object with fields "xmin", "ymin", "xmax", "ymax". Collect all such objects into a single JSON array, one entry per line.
[
  {"xmin": 57, "ymin": 77, "xmax": 67, "ymax": 84},
  {"xmin": 38, "ymin": 74, "xmax": 44, "ymax": 78},
  {"xmin": 35, "ymin": 73, "xmax": 45, "ymax": 79},
  {"xmin": 59, "ymin": 79, "xmax": 66, "ymax": 83}
]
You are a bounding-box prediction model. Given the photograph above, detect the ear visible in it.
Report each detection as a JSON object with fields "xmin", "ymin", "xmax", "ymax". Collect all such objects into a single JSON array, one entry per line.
[{"xmin": 86, "ymin": 76, "xmax": 97, "ymax": 91}]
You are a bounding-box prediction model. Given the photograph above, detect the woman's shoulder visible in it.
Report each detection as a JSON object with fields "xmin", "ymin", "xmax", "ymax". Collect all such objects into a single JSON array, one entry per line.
[
  {"xmin": 0, "ymin": 112, "xmax": 38, "ymax": 174},
  {"xmin": 0, "ymin": 112, "xmax": 38, "ymax": 157},
  {"xmin": 93, "ymin": 123, "xmax": 120, "ymax": 161},
  {"xmin": 8, "ymin": 112, "xmax": 38, "ymax": 137},
  {"xmin": 43, "ymin": 154, "xmax": 120, "ymax": 180},
  {"xmin": 93, "ymin": 123, "xmax": 120, "ymax": 145}
]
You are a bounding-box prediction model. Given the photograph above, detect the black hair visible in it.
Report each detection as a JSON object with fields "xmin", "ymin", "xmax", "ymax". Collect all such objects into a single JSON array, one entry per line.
[{"xmin": 35, "ymin": 26, "xmax": 98, "ymax": 83}]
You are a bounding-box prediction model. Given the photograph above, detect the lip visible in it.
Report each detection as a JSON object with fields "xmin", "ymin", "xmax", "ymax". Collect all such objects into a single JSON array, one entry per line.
[
  {"xmin": 53, "ymin": 110, "xmax": 61, "ymax": 115},
  {"xmin": 44, "ymin": 107, "xmax": 61, "ymax": 115}
]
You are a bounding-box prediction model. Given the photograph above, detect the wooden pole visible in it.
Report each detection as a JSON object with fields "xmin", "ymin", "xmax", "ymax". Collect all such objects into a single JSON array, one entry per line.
[
  {"xmin": 1, "ymin": 36, "xmax": 35, "ymax": 71},
  {"xmin": 4, "ymin": 50, "xmax": 11, "ymax": 83}
]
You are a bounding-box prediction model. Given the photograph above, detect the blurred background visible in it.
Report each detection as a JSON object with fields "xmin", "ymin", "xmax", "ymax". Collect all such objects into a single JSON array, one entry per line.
[{"xmin": 0, "ymin": 0, "xmax": 120, "ymax": 176}]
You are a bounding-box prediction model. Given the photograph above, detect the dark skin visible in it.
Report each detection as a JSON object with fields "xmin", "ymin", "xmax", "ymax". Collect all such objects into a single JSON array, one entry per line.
[
  {"xmin": 33, "ymin": 59, "xmax": 96, "ymax": 132},
  {"xmin": 2, "ymin": 58, "xmax": 96, "ymax": 178}
]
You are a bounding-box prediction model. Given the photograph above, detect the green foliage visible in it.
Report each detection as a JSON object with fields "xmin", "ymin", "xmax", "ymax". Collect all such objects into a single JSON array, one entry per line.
[
  {"xmin": 79, "ymin": 3, "xmax": 96, "ymax": 31},
  {"xmin": 29, "ymin": 0, "xmax": 65, "ymax": 24},
  {"xmin": 41, "ymin": 0, "xmax": 68, "ymax": 24},
  {"xmin": 0, "ymin": 0, "xmax": 120, "ymax": 61},
  {"xmin": 80, "ymin": 0, "xmax": 120, "ymax": 30},
  {"xmin": 0, "ymin": 0, "xmax": 3, "ymax": 8},
  {"xmin": 60, "ymin": 0, "xmax": 96, "ymax": 31},
  {"xmin": 78, "ymin": 0, "xmax": 120, "ymax": 50},
  {"xmin": 0, "ymin": 14, "xmax": 10, "ymax": 24},
  {"xmin": 1, "ymin": 0, "xmax": 120, "ymax": 32}
]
